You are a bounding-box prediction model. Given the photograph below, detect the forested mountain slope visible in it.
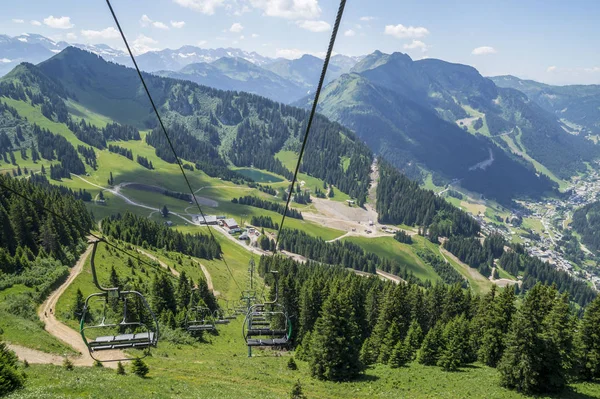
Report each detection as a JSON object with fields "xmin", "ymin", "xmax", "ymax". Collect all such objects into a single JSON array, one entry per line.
[
  {"xmin": 1, "ymin": 47, "xmax": 373, "ymax": 202},
  {"xmin": 303, "ymin": 51, "xmax": 599, "ymax": 202},
  {"xmin": 572, "ymin": 200, "xmax": 600, "ymax": 254},
  {"xmin": 492, "ymin": 75, "xmax": 600, "ymax": 135}
]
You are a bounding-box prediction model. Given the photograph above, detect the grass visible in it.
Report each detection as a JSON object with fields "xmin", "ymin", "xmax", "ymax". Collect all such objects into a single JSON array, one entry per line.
[
  {"xmin": 0, "ymin": 285, "xmax": 77, "ymax": 355},
  {"xmin": 344, "ymin": 236, "xmax": 441, "ymax": 283},
  {"xmin": 8, "ymin": 329, "xmax": 600, "ymax": 398},
  {"xmin": 66, "ymin": 100, "xmax": 113, "ymax": 128}
]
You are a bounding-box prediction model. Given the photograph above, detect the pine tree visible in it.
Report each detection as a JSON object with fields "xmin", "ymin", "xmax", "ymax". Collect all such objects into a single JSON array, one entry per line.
[
  {"xmin": 41, "ymin": 164, "xmax": 46, "ymax": 175},
  {"xmin": 72, "ymin": 288, "xmax": 85, "ymax": 320},
  {"xmin": 131, "ymin": 358, "xmax": 149, "ymax": 377},
  {"xmin": 498, "ymin": 284, "xmax": 567, "ymax": 394},
  {"xmin": 417, "ymin": 323, "xmax": 444, "ymax": 366},
  {"xmin": 478, "ymin": 286, "xmax": 515, "ymax": 367},
  {"xmin": 404, "ymin": 319, "xmax": 424, "ymax": 360},
  {"xmin": 389, "ymin": 339, "xmax": 411, "ymax": 368},
  {"xmin": 116, "ymin": 361, "xmax": 126, "ymax": 375},
  {"xmin": 0, "ymin": 340, "xmax": 25, "ymax": 395},
  {"xmin": 161, "ymin": 205, "xmax": 169, "ymax": 218},
  {"xmin": 438, "ymin": 315, "xmax": 470, "ymax": 371},
  {"xmin": 307, "ymin": 282, "xmax": 363, "ymax": 381},
  {"xmin": 287, "ymin": 357, "xmax": 298, "ymax": 370},
  {"xmin": 109, "ymin": 266, "xmax": 120, "ymax": 289},
  {"xmin": 578, "ymin": 296, "xmax": 600, "ymax": 380},
  {"xmin": 289, "ymin": 380, "xmax": 306, "ymax": 399}
]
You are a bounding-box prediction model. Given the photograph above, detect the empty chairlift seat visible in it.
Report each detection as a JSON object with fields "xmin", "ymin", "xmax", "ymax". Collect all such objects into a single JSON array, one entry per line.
[{"xmin": 88, "ymin": 332, "xmax": 156, "ymax": 351}]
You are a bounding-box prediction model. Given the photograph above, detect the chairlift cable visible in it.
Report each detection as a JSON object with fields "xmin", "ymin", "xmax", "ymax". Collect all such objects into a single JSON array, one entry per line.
[
  {"xmin": 274, "ymin": 0, "xmax": 347, "ymax": 250},
  {"xmin": 105, "ymin": 0, "xmax": 242, "ymax": 291}
]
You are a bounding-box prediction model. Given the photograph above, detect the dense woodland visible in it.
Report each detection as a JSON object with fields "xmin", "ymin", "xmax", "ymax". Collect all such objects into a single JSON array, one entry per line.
[
  {"xmin": 572, "ymin": 200, "xmax": 600, "ymax": 254},
  {"xmin": 259, "ymin": 255, "xmax": 600, "ymax": 394},
  {"xmin": 101, "ymin": 212, "xmax": 221, "ymax": 260},
  {"xmin": 376, "ymin": 160, "xmax": 480, "ymax": 239}
]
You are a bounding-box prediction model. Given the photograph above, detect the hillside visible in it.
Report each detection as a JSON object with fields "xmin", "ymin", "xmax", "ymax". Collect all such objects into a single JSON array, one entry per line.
[
  {"xmin": 156, "ymin": 57, "xmax": 307, "ymax": 104},
  {"xmin": 264, "ymin": 54, "xmax": 343, "ymax": 93},
  {"xmin": 304, "ymin": 51, "xmax": 600, "ymax": 202},
  {"xmin": 491, "ymin": 75, "xmax": 600, "ymax": 135},
  {"xmin": 572, "ymin": 200, "xmax": 600, "ymax": 254}
]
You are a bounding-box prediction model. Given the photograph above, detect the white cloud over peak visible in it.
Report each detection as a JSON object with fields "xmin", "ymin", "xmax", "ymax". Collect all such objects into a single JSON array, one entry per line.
[
  {"xmin": 296, "ymin": 20, "xmax": 330, "ymax": 32},
  {"xmin": 250, "ymin": 0, "xmax": 321, "ymax": 20},
  {"xmin": 66, "ymin": 32, "xmax": 77, "ymax": 40},
  {"xmin": 546, "ymin": 66, "xmax": 557, "ymax": 73},
  {"xmin": 404, "ymin": 40, "xmax": 428, "ymax": 52},
  {"xmin": 0, "ymin": 58, "xmax": 12, "ymax": 63},
  {"xmin": 251, "ymin": 33, "xmax": 259, "ymax": 38},
  {"xmin": 275, "ymin": 48, "xmax": 328, "ymax": 59},
  {"xmin": 80, "ymin": 27, "xmax": 120, "ymax": 40},
  {"xmin": 344, "ymin": 29, "xmax": 356, "ymax": 37},
  {"xmin": 172, "ymin": 0, "xmax": 225, "ymax": 15},
  {"xmin": 171, "ymin": 20, "xmax": 186, "ymax": 28},
  {"xmin": 12, "ymin": 19, "xmax": 24, "ymax": 24},
  {"xmin": 472, "ymin": 46, "xmax": 497, "ymax": 55},
  {"xmin": 230, "ymin": 22, "xmax": 244, "ymax": 32},
  {"xmin": 140, "ymin": 15, "xmax": 169, "ymax": 30},
  {"xmin": 43, "ymin": 16, "xmax": 74, "ymax": 29},
  {"xmin": 384, "ymin": 24, "xmax": 429, "ymax": 39},
  {"xmin": 30, "ymin": 20, "xmax": 42, "ymax": 26},
  {"xmin": 198, "ymin": 40, "xmax": 208, "ymax": 46},
  {"xmin": 360, "ymin": 16, "xmax": 374, "ymax": 21},
  {"xmin": 132, "ymin": 34, "xmax": 159, "ymax": 55}
]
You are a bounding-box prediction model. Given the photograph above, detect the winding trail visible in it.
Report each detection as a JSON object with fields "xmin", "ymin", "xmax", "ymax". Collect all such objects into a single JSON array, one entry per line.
[{"xmin": 10, "ymin": 244, "xmax": 122, "ymax": 367}]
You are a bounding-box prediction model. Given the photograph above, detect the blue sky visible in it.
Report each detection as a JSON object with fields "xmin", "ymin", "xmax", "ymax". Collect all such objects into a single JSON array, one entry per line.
[{"xmin": 4, "ymin": 0, "xmax": 599, "ymax": 84}]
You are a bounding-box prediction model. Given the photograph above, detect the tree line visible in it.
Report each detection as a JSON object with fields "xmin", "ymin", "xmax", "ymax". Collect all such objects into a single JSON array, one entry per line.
[
  {"xmin": 572, "ymin": 200, "xmax": 600, "ymax": 254},
  {"xmin": 108, "ymin": 144, "xmax": 133, "ymax": 160},
  {"xmin": 232, "ymin": 196, "xmax": 303, "ymax": 220},
  {"xmin": 260, "ymin": 255, "xmax": 600, "ymax": 394},
  {"xmin": 101, "ymin": 212, "xmax": 221, "ymax": 260}
]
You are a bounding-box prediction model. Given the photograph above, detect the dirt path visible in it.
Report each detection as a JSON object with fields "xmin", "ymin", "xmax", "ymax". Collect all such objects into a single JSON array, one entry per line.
[
  {"xmin": 376, "ymin": 269, "xmax": 405, "ymax": 284},
  {"xmin": 15, "ymin": 244, "xmax": 122, "ymax": 367},
  {"xmin": 7, "ymin": 344, "xmax": 67, "ymax": 366},
  {"xmin": 489, "ymin": 267, "xmax": 519, "ymax": 288}
]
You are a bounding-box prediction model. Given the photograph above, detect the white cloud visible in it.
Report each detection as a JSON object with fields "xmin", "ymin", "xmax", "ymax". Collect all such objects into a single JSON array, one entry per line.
[
  {"xmin": 472, "ymin": 46, "xmax": 497, "ymax": 55},
  {"xmin": 251, "ymin": 33, "xmax": 259, "ymax": 38},
  {"xmin": 583, "ymin": 66, "xmax": 600, "ymax": 73},
  {"xmin": 66, "ymin": 32, "xmax": 77, "ymax": 40},
  {"xmin": 404, "ymin": 40, "xmax": 428, "ymax": 52},
  {"xmin": 296, "ymin": 20, "xmax": 330, "ymax": 32},
  {"xmin": 81, "ymin": 27, "xmax": 120, "ymax": 40},
  {"xmin": 546, "ymin": 66, "xmax": 557, "ymax": 73},
  {"xmin": 140, "ymin": 15, "xmax": 169, "ymax": 30},
  {"xmin": 12, "ymin": 19, "xmax": 24, "ymax": 24},
  {"xmin": 171, "ymin": 20, "xmax": 186, "ymax": 28},
  {"xmin": 30, "ymin": 20, "xmax": 42, "ymax": 26},
  {"xmin": 0, "ymin": 58, "xmax": 12, "ymax": 63},
  {"xmin": 384, "ymin": 24, "xmax": 429, "ymax": 39},
  {"xmin": 250, "ymin": 0, "xmax": 321, "ymax": 19},
  {"xmin": 132, "ymin": 34, "xmax": 159, "ymax": 55},
  {"xmin": 240, "ymin": 35, "xmax": 245, "ymax": 40},
  {"xmin": 198, "ymin": 40, "xmax": 207, "ymax": 46},
  {"xmin": 344, "ymin": 29, "xmax": 356, "ymax": 37},
  {"xmin": 360, "ymin": 16, "xmax": 375, "ymax": 21},
  {"xmin": 230, "ymin": 22, "xmax": 244, "ymax": 32},
  {"xmin": 43, "ymin": 16, "xmax": 74, "ymax": 29},
  {"xmin": 172, "ymin": 0, "xmax": 225, "ymax": 15}
]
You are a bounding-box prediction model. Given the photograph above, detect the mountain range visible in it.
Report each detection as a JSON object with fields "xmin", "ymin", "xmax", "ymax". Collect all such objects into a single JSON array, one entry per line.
[{"xmin": 2, "ymin": 33, "xmax": 600, "ymax": 204}]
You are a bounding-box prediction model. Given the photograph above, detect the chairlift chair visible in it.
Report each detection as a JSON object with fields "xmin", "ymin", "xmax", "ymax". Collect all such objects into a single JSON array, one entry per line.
[
  {"xmin": 80, "ymin": 240, "xmax": 159, "ymax": 362},
  {"xmin": 185, "ymin": 289, "xmax": 216, "ymax": 333},
  {"xmin": 243, "ymin": 271, "xmax": 291, "ymax": 347}
]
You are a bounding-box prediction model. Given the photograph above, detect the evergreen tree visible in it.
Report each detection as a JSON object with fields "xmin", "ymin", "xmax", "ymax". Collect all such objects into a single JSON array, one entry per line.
[
  {"xmin": 438, "ymin": 315, "xmax": 470, "ymax": 371},
  {"xmin": 389, "ymin": 339, "xmax": 411, "ymax": 368},
  {"xmin": 328, "ymin": 184, "xmax": 335, "ymax": 198},
  {"xmin": 72, "ymin": 288, "xmax": 85, "ymax": 320},
  {"xmin": 404, "ymin": 319, "xmax": 424, "ymax": 360},
  {"xmin": 417, "ymin": 323, "xmax": 445, "ymax": 366},
  {"xmin": 0, "ymin": 340, "xmax": 25, "ymax": 395},
  {"xmin": 287, "ymin": 357, "xmax": 298, "ymax": 370},
  {"xmin": 161, "ymin": 205, "xmax": 169, "ymax": 218},
  {"xmin": 289, "ymin": 380, "xmax": 306, "ymax": 399},
  {"xmin": 131, "ymin": 358, "xmax": 149, "ymax": 377},
  {"xmin": 578, "ymin": 296, "xmax": 600, "ymax": 380},
  {"xmin": 498, "ymin": 284, "xmax": 570, "ymax": 394},
  {"xmin": 478, "ymin": 286, "xmax": 515, "ymax": 367},
  {"xmin": 116, "ymin": 361, "xmax": 125, "ymax": 375},
  {"xmin": 109, "ymin": 266, "xmax": 120, "ymax": 288},
  {"xmin": 307, "ymin": 282, "xmax": 363, "ymax": 381}
]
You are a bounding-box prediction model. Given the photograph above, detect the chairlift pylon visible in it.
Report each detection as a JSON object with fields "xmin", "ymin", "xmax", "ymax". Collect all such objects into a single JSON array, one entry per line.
[{"xmin": 80, "ymin": 240, "xmax": 159, "ymax": 362}]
